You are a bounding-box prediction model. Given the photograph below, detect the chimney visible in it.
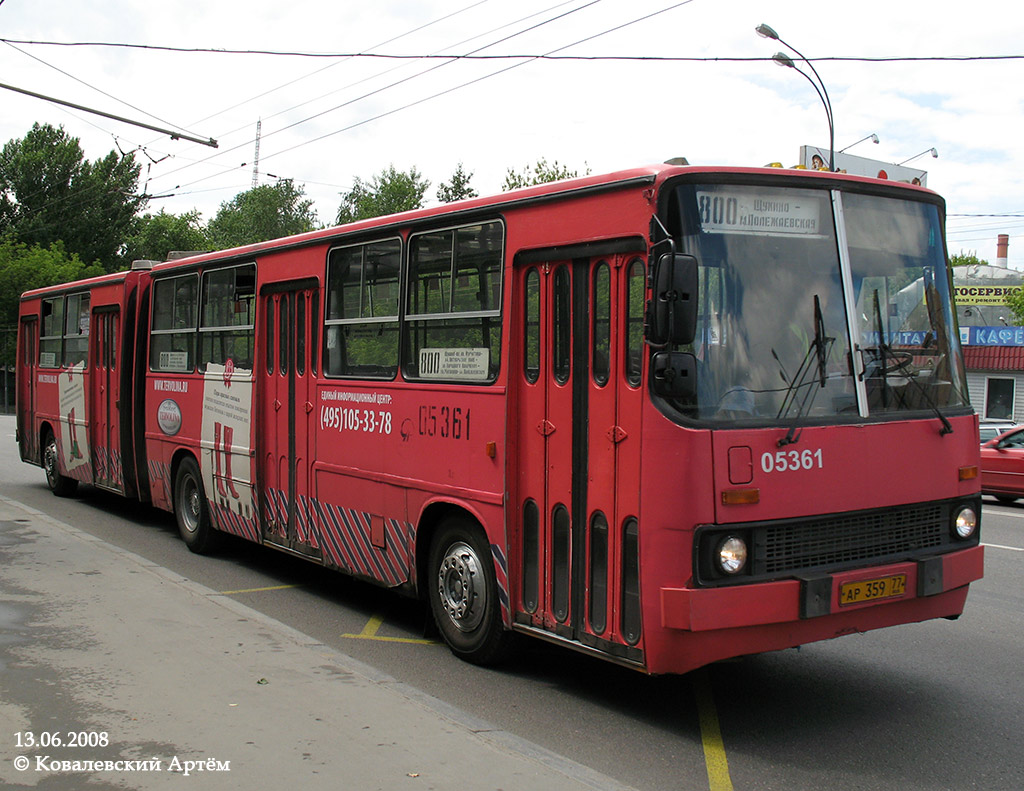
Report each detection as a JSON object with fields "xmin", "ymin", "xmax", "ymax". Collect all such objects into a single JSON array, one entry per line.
[{"xmin": 996, "ymin": 234, "xmax": 1009, "ymax": 268}]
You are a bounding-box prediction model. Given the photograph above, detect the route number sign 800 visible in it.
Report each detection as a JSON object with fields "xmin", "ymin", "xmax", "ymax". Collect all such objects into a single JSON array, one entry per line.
[{"xmin": 761, "ymin": 448, "xmax": 823, "ymax": 474}]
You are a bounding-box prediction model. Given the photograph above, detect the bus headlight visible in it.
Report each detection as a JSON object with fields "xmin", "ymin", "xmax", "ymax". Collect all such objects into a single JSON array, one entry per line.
[
  {"xmin": 716, "ymin": 535, "xmax": 748, "ymax": 575},
  {"xmin": 953, "ymin": 505, "xmax": 978, "ymax": 540}
]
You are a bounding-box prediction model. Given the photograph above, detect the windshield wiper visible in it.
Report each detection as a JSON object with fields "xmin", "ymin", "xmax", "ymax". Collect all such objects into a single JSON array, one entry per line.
[
  {"xmin": 869, "ymin": 289, "xmax": 953, "ymax": 436},
  {"xmin": 776, "ymin": 295, "xmax": 834, "ymax": 447}
]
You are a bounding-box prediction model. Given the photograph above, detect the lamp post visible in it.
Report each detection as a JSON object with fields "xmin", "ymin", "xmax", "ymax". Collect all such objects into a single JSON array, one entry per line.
[
  {"xmin": 838, "ymin": 133, "xmax": 879, "ymax": 154},
  {"xmin": 898, "ymin": 147, "xmax": 938, "ymax": 166},
  {"xmin": 756, "ymin": 23, "xmax": 834, "ymax": 172}
]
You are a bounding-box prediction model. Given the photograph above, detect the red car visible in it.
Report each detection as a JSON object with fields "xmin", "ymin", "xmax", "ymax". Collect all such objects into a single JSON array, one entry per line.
[{"xmin": 981, "ymin": 426, "xmax": 1024, "ymax": 502}]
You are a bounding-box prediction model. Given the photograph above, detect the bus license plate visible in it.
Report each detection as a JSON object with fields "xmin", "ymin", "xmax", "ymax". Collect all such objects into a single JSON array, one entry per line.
[{"xmin": 839, "ymin": 574, "xmax": 907, "ymax": 606}]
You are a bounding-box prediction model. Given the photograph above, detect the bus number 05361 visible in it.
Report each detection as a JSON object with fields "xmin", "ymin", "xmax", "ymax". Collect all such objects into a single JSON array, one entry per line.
[{"xmin": 761, "ymin": 448, "xmax": 823, "ymax": 473}]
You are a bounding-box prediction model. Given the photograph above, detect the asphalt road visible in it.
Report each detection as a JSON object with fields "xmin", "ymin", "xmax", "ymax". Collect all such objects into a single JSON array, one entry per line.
[{"xmin": 2, "ymin": 414, "xmax": 1021, "ymax": 791}]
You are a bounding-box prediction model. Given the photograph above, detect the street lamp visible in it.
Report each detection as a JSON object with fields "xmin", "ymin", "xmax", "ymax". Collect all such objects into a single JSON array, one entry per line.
[
  {"xmin": 756, "ymin": 23, "xmax": 834, "ymax": 171},
  {"xmin": 838, "ymin": 133, "xmax": 879, "ymax": 154},
  {"xmin": 898, "ymin": 147, "xmax": 938, "ymax": 165}
]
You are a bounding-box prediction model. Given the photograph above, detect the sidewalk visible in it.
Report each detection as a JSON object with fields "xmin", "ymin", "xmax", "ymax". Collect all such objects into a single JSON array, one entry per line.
[{"xmin": 0, "ymin": 493, "xmax": 636, "ymax": 791}]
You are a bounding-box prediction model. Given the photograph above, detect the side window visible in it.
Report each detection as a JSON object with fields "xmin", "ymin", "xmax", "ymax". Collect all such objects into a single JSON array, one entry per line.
[
  {"xmin": 625, "ymin": 259, "xmax": 646, "ymax": 387},
  {"xmin": 265, "ymin": 295, "xmax": 275, "ymax": 375},
  {"xmin": 63, "ymin": 293, "xmax": 90, "ymax": 367},
  {"xmin": 199, "ymin": 264, "xmax": 256, "ymax": 372},
  {"xmin": 278, "ymin": 292, "xmax": 290, "ymax": 375},
  {"xmin": 1004, "ymin": 430, "xmax": 1024, "ymax": 449},
  {"xmin": 553, "ymin": 266, "xmax": 571, "ymax": 384},
  {"xmin": 324, "ymin": 238, "xmax": 401, "ymax": 378},
  {"xmin": 592, "ymin": 262, "xmax": 611, "ymax": 386},
  {"xmin": 310, "ymin": 291, "xmax": 319, "ymax": 376},
  {"xmin": 985, "ymin": 377, "xmax": 1014, "ymax": 420},
  {"xmin": 39, "ymin": 297, "xmax": 64, "ymax": 368},
  {"xmin": 108, "ymin": 313, "xmax": 118, "ymax": 370},
  {"xmin": 524, "ymin": 268, "xmax": 540, "ymax": 384},
  {"xmin": 151, "ymin": 274, "xmax": 198, "ymax": 372},
  {"xmin": 296, "ymin": 292, "xmax": 306, "ymax": 376},
  {"xmin": 405, "ymin": 221, "xmax": 503, "ymax": 382}
]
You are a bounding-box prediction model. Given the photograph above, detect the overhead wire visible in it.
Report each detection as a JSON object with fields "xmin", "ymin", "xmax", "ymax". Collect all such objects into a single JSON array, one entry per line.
[
  {"xmin": 253, "ymin": 0, "xmax": 698, "ymax": 167},
  {"xmin": 149, "ymin": 0, "xmax": 612, "ymax": 191},
  {"xmin": 5, "ymin": 38, "xmax": 1023, "ymax": 64},
  {"xmin": 177, "ymin": 0, "xmax": 498, "ymax": 134},
  {"xmin": 8, "ymin": 4, "xmax": 1018, "ymax": 234},
  {"xmin": 1, "ymin": 0, "xmax": 503, "ymax": 225},
  {"xmin": 165, "ymin": 0, "xmax": 698, "ymax": 195},
  {"xmin": 3, "ymin": 0, "xmax": 562, "ymax": 240},
  {"xmin": 137, "ymin": 0, "xmax": 570, "ymax": 193},
  {"xmin": 152, "ymin": 0, "xmax": 582, "ymax": 174},
  {"xmin": 3, "ymin": 39, "xmax": 196, "ymax": 135}
]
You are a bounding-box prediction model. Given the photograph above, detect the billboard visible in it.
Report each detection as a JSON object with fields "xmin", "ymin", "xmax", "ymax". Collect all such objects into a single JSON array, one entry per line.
[
  {"xmin": 799, "ymin": 145, "xmax": 929, "ymax": 186},
  {"xmin": 954, "ymin": 284, "xmax": 1021, "ymax": 306}
]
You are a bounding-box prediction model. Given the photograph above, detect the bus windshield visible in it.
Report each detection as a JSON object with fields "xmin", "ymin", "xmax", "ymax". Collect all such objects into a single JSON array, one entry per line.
[{"xmin": 663, "ymin": 182, "xmax": 969, "ymax": 425}]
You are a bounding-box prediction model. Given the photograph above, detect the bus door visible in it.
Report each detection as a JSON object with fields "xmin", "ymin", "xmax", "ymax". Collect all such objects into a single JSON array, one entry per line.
[
  {"xmin": 259, "ymin": 280, "xmax": 322, "ymax": 560},
  {"xmin": 18, "ymin": 317, "xmax": 38, "ymax": 463},
  {"xmin": 90, "ymin": 309, "xmax": 122, "ymax": 491},
  {"xmin": 514, "ymin": 254, "xmax": 646, "ymax": 656}
]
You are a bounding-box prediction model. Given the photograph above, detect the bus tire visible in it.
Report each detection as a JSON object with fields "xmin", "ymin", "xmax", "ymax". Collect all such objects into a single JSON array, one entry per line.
[
  {"xmin": 42, "ymin": 430, "xmax": 78, "ymax": 497},
  {"xmin": 174, "ymin": 457, "xmax": 221, "ymax": 554},
  {"xmin": 428, "ymin": 516, "xmax": 511, "ymax": 666}
]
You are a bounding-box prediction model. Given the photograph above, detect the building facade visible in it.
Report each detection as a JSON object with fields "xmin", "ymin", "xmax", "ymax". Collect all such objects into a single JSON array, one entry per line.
[{"xmin": 954, "ymin": 239, "xmax": 1024, "ymax": 421}]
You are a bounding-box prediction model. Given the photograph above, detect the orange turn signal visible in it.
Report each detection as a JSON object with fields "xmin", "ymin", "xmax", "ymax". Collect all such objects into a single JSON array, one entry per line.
[
  {"xmin": 959, "ymin": 465, "xmax": 978, "ymax": 481},
  {"xmin": 721, "ymin": 488, "xmax": 760, "ymax": 505}
]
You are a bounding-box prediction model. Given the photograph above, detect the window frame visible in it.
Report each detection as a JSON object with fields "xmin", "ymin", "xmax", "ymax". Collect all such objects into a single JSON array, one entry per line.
[
  {"xmin": 198, "ymin": 263, "xmax": 256, "ymax": 373},
  {"xmin": 150, "ymin": 273, "xmax": 199, "ymax": 373},
  {"xmin": 39, "ymin": 296, "xmax": 64, "ymax": 368},
  {"xmin": 403, "ymin": 219, "xmax": 505, "ymax": 384},
  {"xmin": 592, "ymin": 261, "xmax": 611, "ymax": 387},
  {"xmin": 62, "ymin": 292, "xmax": 90, "ymax": 367},
  {"xmin": 624, "ymin": 258, "xmax": 646, "ymax": 387},
  {"xmin": 323, "ymin": 236, "xmax": 403, "ymax": 380},
  {"xmin": 984, "ymin": 376, "xmax": 1015, "ymax": 420}
]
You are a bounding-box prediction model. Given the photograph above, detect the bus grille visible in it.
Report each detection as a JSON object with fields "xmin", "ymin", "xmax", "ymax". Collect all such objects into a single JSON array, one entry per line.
[
  {"xmin": 761, "ymin": 503, "xmax": 945, "ymax": 575},
  {"xmin": 694, "ymin": 498, "xmax": 977, "ymax": 587}
]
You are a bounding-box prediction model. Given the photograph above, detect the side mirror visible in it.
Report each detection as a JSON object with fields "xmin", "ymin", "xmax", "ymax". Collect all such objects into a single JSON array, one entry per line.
[
  {"xmin": 651, "ymin": 351, "xmax": 697, "ymax": 399},
  {"xmin": 648, "ymin": 253, "xmax": 698, "ymax": 346}
]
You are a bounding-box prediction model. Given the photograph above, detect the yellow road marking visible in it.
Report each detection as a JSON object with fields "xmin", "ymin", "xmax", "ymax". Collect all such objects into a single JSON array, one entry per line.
[
  {"xmin": 342, "ymin": 613, "xmax": 439, "ymax": 645},
  {"xmin": 693, "ymin": 668, "xmax": 734, "ymax": 791},
  {"xmin": 219, "ymin": 584, "xmax": 303, "ymax": 595}
]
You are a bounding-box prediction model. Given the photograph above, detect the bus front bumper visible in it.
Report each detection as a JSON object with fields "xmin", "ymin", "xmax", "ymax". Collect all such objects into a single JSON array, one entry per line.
[{"xmin": 660, "ymin": 545, "xmax": 984, "ymax": 632}]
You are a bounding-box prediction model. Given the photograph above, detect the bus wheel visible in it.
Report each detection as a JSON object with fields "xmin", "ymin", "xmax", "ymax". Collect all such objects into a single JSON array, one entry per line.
[
  {"xmin": 42, "ymin": 430, "xmax": 78, "ymax": 497},
  {"xmin": 173, "ymin": 457, "xmax": 221, "ymax": 554},
  {"xmin": 428, "ymin": 517, "xmax": 510, "ymax": 665}
]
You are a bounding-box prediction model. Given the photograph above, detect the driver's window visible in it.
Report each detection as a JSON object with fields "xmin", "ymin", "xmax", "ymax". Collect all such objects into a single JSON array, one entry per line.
[{"xmin": 1002, "ymin": 431, "xmax": 1024, "ymax": 449}]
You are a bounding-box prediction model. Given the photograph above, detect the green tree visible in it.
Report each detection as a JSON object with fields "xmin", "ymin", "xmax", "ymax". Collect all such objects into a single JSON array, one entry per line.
[
  {"xmin": 206, "ymin": 179, "xmax": 318, "ymax": 250},
  {"xmin": 337, "ymin": 165, "xmax": 430, "ymax": 224},
  {"xmin": 502, "ymin": 157, "xmax": 590, "ymax": 191},
  {"xmin": 122, "ymin": 209, "xmax": 210, "ymax": 264},
  {"xmin": 0, "ymin": 236, "xmax": 104, "ymax": 364},
  {"xmin": 950, "ymin": 251, "xmax": 988, "ymax": 267},
  {"xmin": 0, "ymin": 123, "xmax": 146, "ymax": 271},
  {"xmin": 436, "ymin": 163, "xmax": 478, "ymax": 203},
  {"xmin": 1003, "ymin": 286, "xmax": 1024, "ymax": 325}
]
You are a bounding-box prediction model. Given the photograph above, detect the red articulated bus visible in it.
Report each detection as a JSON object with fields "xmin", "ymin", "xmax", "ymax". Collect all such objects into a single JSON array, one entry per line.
[{"xmin": 16, "ymin": 163, "xmax": 984, "ymax": 674}]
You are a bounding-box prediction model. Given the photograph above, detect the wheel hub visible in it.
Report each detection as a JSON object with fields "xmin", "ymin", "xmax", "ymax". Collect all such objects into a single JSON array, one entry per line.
[
  {"xmin": 179, "ymin": 478, "xmax": 200, "ymax": 534},
  {"xmin": 438, "ymin": 542, "xmax": 485, "ymax": 632}
]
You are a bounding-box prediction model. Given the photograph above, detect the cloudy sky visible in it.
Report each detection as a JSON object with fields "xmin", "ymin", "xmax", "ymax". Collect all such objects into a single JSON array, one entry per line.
[{"xmin": 1, "ymin": 0, "xmax": 1021, "ymax": 264}]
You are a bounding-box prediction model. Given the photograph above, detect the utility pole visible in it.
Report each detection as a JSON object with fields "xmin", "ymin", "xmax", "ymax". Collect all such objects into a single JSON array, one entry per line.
[{"xmin": 252, "ymin": 119, "xmax": 262, "ymax": 189}]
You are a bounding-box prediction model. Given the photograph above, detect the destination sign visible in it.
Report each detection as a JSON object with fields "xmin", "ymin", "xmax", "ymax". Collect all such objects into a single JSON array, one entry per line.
[{"xmin": 697, "ymin": 189, "xmax": 823, "ymax": 237}]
